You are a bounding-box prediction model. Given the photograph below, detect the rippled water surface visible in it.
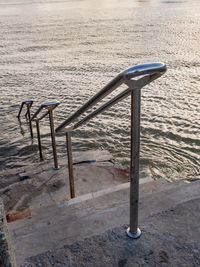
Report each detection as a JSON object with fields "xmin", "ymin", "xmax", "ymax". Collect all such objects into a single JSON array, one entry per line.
[{"xmin": 0, "ymin": 0, "xmax": 199, "ymax": 181}]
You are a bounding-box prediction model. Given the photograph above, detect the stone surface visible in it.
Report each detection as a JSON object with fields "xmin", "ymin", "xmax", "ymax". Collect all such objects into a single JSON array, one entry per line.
[
  {"xmin": 2, "ymin": 150, "xmax": 200, "ymax": 267},
  {"xmin": 8, "ymin": 179, "xmax": 200, "ymax": 266},
  {"xmin": 23, "ymin": 197, "xmax": 200, "ymax": 267},
  {"xmin": 0, "ymin": 150, "xmax": 128, "ymax": 214},
  {"xmin": 0, "ymin": 201, "xmax": 17, "ymax": 267},
  {"xmin": 8, "ymin": 178, "xmax": 153, "ymax": 266}
]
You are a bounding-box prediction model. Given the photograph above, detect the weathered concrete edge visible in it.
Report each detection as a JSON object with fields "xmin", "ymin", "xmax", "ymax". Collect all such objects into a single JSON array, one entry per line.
[
  {"xmin": 57, "ymin": 177, "xmax": 153, "ymax": 208},
  {"xmin": 0, "ymin": 149, "xmax": 113, "ymax": 177},
  {"xmin": 0, "ymin": 199, "xmax": 17, "ymax": 267}
]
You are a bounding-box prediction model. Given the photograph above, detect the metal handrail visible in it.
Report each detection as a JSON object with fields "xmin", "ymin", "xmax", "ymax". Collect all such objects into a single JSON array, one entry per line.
[
  {"xmin": 73, "ymin": 73, "xmax": 160, "ymax": 130},
  {"xmin": 31, "ymin": 101, "xmax": 60, "ymax": 169},
  {"xmin": 17, "ymin": 99, "xmax": 34, "ymax": 138},
  {"xmin": 56, "ymin": 63, "xmax": 166, "ymax": 132},
  {"xmin": 31, "ymin": 101, "xmax": 59, "ymax": 121},
  {"xmin": 56, "ymin": 62, "xmax": 167, "ymax": 239}
]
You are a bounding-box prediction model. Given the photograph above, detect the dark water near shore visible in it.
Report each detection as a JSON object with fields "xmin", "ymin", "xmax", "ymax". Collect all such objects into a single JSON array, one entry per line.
[{"xmin": 0, "ymin": 0, "xmax": 199, "ymax": 181}]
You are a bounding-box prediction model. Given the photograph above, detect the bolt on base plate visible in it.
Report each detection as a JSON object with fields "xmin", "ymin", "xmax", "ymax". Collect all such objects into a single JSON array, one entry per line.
[{"xmin": 126, "ymin": 227, "xmax": 141, "ymax": 239}]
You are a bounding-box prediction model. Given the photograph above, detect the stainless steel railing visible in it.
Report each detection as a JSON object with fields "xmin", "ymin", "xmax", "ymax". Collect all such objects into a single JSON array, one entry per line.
[
  {"xmin": 56, "ymin": 62, "xmax": 167, "ymax": 238},
  {"xmin": 17, "ymin": 63, "xmax": 166, "ymax": 238},
  {"xmin": 18, "ymin": 99, "xmax": 34, "ymax": 138},
  {"xmin": 18, "ymin": 100, "xmax": 60, "ymax": 169},
  {"xmin": 30, "ymin": 101, "xmax": 60, "ymax": 169}
]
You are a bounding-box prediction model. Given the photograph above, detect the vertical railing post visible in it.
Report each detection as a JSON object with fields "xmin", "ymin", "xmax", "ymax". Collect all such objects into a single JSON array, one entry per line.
[
  {"xmin": 66, "ymin": 132, "xmax": 75, "ymax": 198},
  {"xmin": 17, "ymin": 103, "xmax": 24, "ymax": 119},
  {"xmin": 26, "ymin": 103, "xmax": 33, "ymax": 139},
  {"xmin": 126, "ymin": 88, "xmax": 141, "ymax": 239},
  {"xmin": 48, "ymin": 109, "xmax": 59, "ymax": 169},
  {"xmin": 35, "ymin": 119, "xmax": 43, "ymax": 160}
]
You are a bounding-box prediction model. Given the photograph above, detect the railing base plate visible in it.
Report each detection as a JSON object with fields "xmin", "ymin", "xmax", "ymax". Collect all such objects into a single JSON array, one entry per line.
[
  {"xmin": 126, "ymin": 227, "xmax": 141, "ymax": 239},
  {"xmin": 53, "ymin": 166, "xmax": 60, "ymax": 170}
]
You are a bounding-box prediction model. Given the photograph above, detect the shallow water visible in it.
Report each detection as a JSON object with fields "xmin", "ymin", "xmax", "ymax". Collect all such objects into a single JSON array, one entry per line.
[{"xmin": 0, "ymin": 0, "xmax": 199, "ymax": 181}]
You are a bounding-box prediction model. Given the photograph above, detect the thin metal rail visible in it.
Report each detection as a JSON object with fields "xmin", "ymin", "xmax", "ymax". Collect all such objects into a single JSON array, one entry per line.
[
  {"xmin": 35, "ymin": 119, "xmax": 43, "ymax": 160},
  {"xmin": 66, "ymin": 132, "xmax": 75, "ymax": 198},
  {"xmin": 18, "ymin": 100, "xmax": 34, "ymax": 138},
  {"xmin": 56, "ymin": 63, "xmax": 165, "ymax": 132},
  {"xmin": 31, "ymin": 101, "xmax": 60, "ymax": 169},
  {"xmin": 56, "ymin": 62, "xmax": 167, "ymax": 238}
]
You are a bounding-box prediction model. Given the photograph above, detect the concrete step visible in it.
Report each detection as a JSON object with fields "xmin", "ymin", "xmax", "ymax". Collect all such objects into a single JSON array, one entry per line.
[
  {"xmin": 1, "ymin": 150, "xmax": 131, "ymax": 215},
  {"xmin": 23, "ymin": 196, "xmax": 200, "ymax": 267},
  {"xmin": 8, "ymin": 179, "xmax": 200, "ymax": 266}
]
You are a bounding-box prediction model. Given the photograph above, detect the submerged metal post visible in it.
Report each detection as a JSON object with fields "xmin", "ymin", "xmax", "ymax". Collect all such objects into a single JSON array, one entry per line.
[
  {"xmin": 49, "ymin": 109, "xmax": 59, "ymax": 169},
  {"xmin": 35, "ymin": 119, "xmax": 43, "ymax": 160},
  {"xmin": 126, "ymin": 88, "xmax": 141, "ymax": 239},
  {"xmin": 66, "ymin": 132, "xmax": 75, "ymax": 198},
  {"xmin": 17, "ymin": 102, "xmax": 24, "ymax": 119},
  {"xmin": 26, "ymin": 102, "xmax": 33, "ymax": 139},
  {"xmin": 31, "ymin": 101, "xmax": 59, "ymax": 168},
  {"xmin": 18, "ymin": 100, "xmax": 33, "ymax": 138}
]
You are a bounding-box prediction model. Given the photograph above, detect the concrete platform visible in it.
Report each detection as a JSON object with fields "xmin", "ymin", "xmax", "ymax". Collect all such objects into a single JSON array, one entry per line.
[
  {"xmin": 23, "ymin": 197, "xmax": 200, "ymax": 267},
  {"xmin": 1, "ymin": 150, "xmax": 200, "ymax": 266},
  {"xmin": 8, "ymin": 179, "xmax": 200, "ymax": 266},
  {"xmin": 0, "ymin": 201, "xmax": 17, "ymax": 267},
  {"xmin": 0, "ymin": 150, "xmax": 129, "ymax": 215}
]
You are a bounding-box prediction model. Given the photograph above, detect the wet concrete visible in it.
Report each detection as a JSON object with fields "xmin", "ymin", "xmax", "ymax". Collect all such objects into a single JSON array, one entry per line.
[{"xmin": 0, "ymin": 150, "xmax": 129, "ymax": 217}]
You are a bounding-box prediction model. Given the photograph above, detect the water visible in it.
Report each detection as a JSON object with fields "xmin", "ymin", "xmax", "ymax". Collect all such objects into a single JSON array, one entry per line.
[{"xmin": 0, "ymin": 0, "xmax": 199, "ymax": 181}]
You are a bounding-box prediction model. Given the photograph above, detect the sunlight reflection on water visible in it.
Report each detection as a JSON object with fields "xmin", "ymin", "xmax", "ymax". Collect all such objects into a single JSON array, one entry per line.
[{"xmin": 0, "ymin": 0, "xmax": 199, "ymax": 181}]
